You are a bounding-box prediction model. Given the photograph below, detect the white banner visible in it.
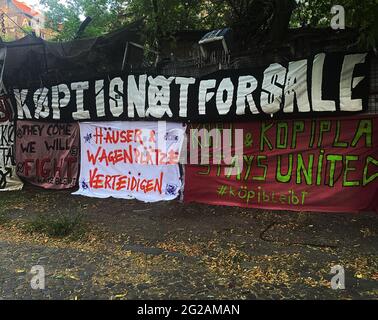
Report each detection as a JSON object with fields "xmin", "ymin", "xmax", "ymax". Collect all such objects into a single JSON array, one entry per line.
[
  {"xmin": 0, "ymin": 106, "xmax": 23, "ymax": 191},
  {"xmin": 74, "ymin": 121, "xmax": 186, "ymax": 202}
]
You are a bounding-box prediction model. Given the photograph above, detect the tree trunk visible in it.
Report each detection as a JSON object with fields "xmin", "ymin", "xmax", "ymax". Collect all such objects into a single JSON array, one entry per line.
[{"xmin": 268, "ymin": 0, "xmax": 296, "ymax": 44}]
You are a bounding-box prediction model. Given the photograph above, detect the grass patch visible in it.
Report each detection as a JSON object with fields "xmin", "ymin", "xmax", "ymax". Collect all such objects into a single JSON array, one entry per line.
[{"xmin": 24, "ymin": 213, "xmax": 86, "ymax": 240}]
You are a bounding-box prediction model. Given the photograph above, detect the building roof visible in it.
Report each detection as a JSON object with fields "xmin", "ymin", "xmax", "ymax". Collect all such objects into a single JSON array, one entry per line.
[{"xmin": 12, "ymin": 0, "xmax": 41, "ymax": 17}]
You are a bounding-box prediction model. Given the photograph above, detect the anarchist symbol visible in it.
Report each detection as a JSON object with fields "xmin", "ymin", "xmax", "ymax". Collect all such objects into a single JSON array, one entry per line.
[{"xmin": 165, "ymin": 183, "xmax": 178, "ymax": 196}]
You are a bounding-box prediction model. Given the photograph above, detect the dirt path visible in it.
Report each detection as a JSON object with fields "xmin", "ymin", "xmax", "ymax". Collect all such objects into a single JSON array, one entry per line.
[{"xmin": 0, "ymin": 185, "xmax": 377, "ymax": 299}]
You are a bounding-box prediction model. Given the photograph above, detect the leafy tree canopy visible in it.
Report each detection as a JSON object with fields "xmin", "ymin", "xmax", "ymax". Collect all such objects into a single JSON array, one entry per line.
[
  {"xmin": 40, "ymin": 0, "xmax": 377, "ymax": 50},
  {"xmin": 291, "ymin": 0, "xmax": 377, "ymax": 49}
]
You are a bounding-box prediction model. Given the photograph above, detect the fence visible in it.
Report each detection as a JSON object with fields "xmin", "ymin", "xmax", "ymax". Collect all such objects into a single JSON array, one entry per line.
[{"xmin": 368, "ymin": 57, "xmax": 378, "ymax": 114}]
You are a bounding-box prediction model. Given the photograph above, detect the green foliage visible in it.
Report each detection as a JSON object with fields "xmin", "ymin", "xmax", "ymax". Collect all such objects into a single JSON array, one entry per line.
[
  {"xmin": 24, "ymin": 213, "xmax": 86, "ymax": 240},
  {"xmin": 40, "ymin": 0, "xmax": 127, "ymax": 40},
  {"xmin": 291, "ymin": 0, "xmax": 378, "ymax": 50},
  {"xmin": 41, "ymin": 0, "xmax": 227, "ymax": 43},
  {"xmin": 41, "ymin": 0, "xmax": 377, "ymax": 50}
]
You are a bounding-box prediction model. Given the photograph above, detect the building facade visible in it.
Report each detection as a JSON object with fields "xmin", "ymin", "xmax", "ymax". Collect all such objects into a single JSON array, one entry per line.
[{"xmin": 0, "ymin": 0, "xmax": 55, "ymax": 40}]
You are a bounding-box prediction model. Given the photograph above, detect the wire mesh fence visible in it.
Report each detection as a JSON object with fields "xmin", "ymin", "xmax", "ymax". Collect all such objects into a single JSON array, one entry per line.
[{"xmin": 368, "ymin": 56, "xmax": 378, "ymax": 114}]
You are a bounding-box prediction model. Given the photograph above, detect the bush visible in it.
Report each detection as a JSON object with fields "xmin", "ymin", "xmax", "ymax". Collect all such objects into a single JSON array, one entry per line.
[{"xmin": 24, "ymin": 213, "xmax": 86, "ymax": 240}]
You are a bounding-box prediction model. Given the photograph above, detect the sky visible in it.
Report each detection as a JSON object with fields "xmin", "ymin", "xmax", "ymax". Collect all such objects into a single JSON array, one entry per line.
[
  {"xmin": 24, "ymin": 0, "xmax": 43, "ymax": 8},
  {"xmin": 23, "ymin": 0, "xmax": 87, "ymax": 21}
]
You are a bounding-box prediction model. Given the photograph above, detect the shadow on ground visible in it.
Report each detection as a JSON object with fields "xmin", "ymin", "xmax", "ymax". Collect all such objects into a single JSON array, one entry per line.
[{"xmin": 0, "ymin": 185, "xmax": 377, "ymax": 300}]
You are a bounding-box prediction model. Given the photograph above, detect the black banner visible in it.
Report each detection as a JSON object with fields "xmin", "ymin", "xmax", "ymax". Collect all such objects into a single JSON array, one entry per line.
[{"xmin": 10, "ymin": 52, "xmax": 369, "ymax": 123}]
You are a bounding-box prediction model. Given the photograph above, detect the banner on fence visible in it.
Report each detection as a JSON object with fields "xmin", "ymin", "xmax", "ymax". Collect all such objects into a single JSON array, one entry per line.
[
  {"xmin": 15, "ymin": 121, "xmax": 80, "ymax": 189},
  {"xmin": 184, "ymin": 116, "xmax": 378, "ymax": 213},
  {"xmin": 74, "ymin": 121, "xmax": 186, "ymax": 202},
  {"xmin": 12, "ymin": 52, "xmax": 369, "ymax": 122},
  {"xmin": 0, "ymin": 95, "xmax": 23, "ymax": 191}
]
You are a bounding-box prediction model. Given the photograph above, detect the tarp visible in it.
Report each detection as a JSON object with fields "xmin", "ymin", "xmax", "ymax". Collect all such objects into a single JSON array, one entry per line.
[{"xmin": 2, "ymin": 24, "xmax": 141, "ymax": 89}]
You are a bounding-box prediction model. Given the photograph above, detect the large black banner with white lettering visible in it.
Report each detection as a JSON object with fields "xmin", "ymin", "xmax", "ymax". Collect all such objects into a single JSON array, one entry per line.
[{"xmin": 10, "ymin": 52, "xmax": 369, "ymax": 122}]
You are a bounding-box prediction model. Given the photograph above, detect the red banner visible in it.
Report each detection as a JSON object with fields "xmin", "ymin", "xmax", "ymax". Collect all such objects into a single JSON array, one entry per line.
[
  {"xmin": 184, "ymin": 116, "xmax": 378, "ymax": 213},
  {"xmin": 16, "ymin": 121, "xmax": 80, "ymax": 189}
]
